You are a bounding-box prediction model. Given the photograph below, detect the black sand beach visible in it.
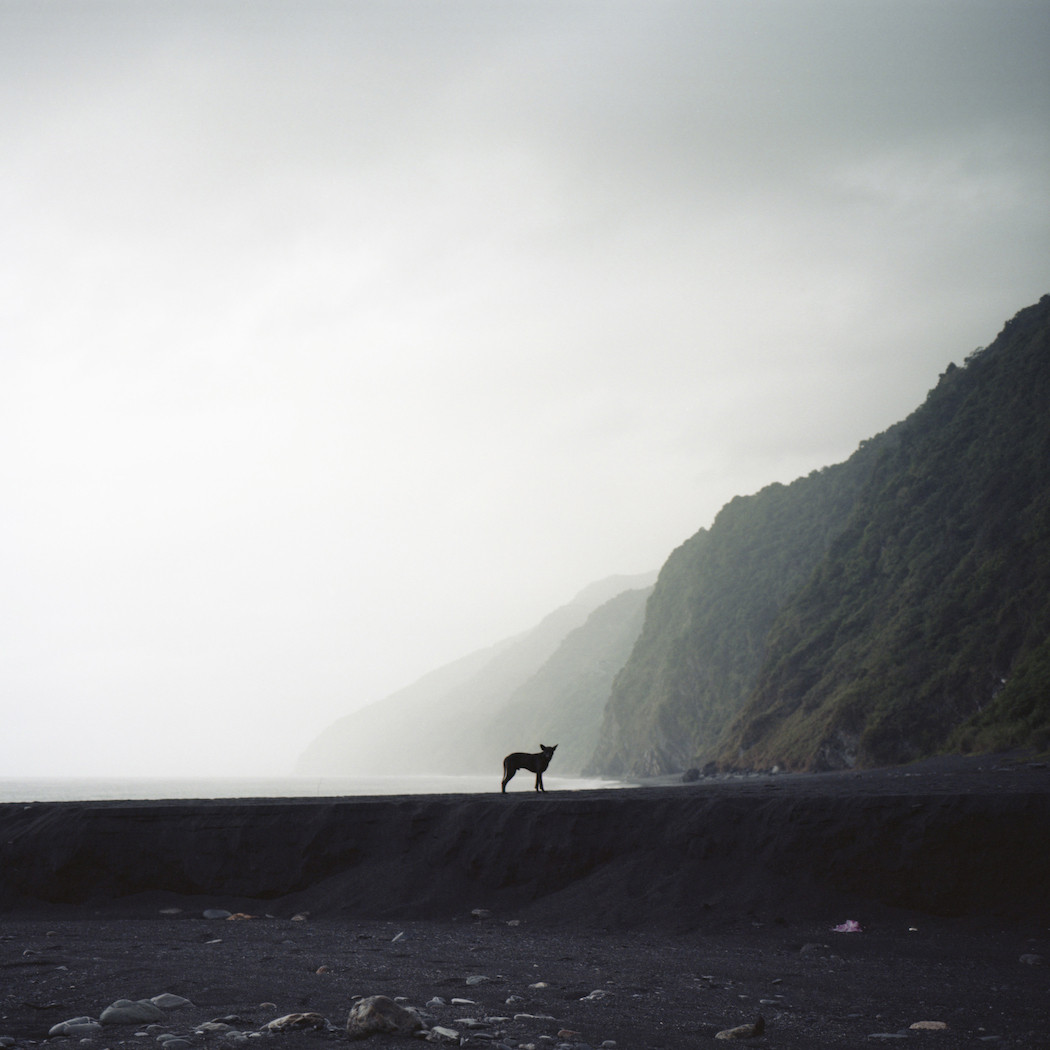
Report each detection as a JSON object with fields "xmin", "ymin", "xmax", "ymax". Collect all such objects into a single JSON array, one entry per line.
[{"xmin": 3, "ymin": 755, "xmax": 1049, "ymax": 1048}]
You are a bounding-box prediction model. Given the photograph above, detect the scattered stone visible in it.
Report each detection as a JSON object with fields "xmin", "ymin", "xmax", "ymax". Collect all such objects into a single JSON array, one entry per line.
[
  {"xmin": 202, "ymin": 909, "xmax": 232, "ymax": 919},
  {"xmin": 346, "ymin": 995, "xmax": 422, "ymax": 1040},
  {"xmin": 151, "ymin": 994, "xmax": 194, "ymax": 1010},
  {"xmin": 49, "ymin": 1018, "xmax": 102, "ymax": 1037},
  {"xmin": 159, "ymin": 907, "xmax": 182, "ymax": 915},
  {"xmin": 427, "ymin": 1027, "xmax": 461, "ymax": 1043},
  {"xmin": 451, "ymin": 998, "xmax": 477, "ymax": 1005},
  {"xmin": 1019, "ymin": 954, "xmax": 1045, "ymax": 966},
  {"xmin": 507, "ymin": 919, "xmax": 521, "ymax": 927},
  {"xmin": 910, "ymin": 1020, "xmax": 949, "ymax": 1030},
  {"xmin": 472, "ymin": 909, "xmax": 492, "ymax": 919},
  {"xmin": 226, "ymin": 912, "xmax": 255, "ymax": 921},
  {"xmin": 262, "ymin": 1012, "xmax": 331, "ymax": 1032},
  {"xmin": 101, "ymin": 999, "xmax": 166, "ymax": 1024},
  {"xmin": 196, "ymin": 1022, "xmax": 235, "ymax": 1034},
  {"xmin": 158, "ymin": 1038, "xmax": 194, "ymax": 1049},
  {"xmin": 558, "ymin": 1030, "xmax": 582, "ymax": 1039},
  {"xmin": 0, "ymin": 1038, "xmax": 14, "ymax": 1048},
  {"xmin": 316, "ymin": 965, "xmax": 330, "ymax": 974},
  {"xmin": 291, "ymin": 912, "xmax": 309, "ymax": 921},
  {"xmin": 466, "ymin": 974, "xmax": 492, "ymax": 985},
  {"xmin": 529, "ymin": 981, "xmax": 549, "ymax": 989},
  {"xmin": 426, "ymin": 997, "xmax": 447, "ymax": 1009},
  {"xmin": 260, "ymin": 1002, "xmax": 278, "ymax": 1012},
  {"xmin": 580, "ymin": 989, "xmax": 611, "ymax": 1001},
  {"xmin": 715, "ymin": 1016, "xmax": 765, "ymax": 1040}
]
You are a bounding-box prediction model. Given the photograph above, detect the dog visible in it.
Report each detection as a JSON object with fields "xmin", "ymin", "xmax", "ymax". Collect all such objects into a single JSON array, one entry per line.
[{"xmin": 501, "ymin": 743, "xmax": 558, "ymax": 793}]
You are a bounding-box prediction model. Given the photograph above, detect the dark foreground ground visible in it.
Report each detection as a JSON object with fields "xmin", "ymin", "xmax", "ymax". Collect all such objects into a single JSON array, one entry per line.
[{"xmin": 2, "ymin": 754, "xmax": 1049, "ymax": 1049}]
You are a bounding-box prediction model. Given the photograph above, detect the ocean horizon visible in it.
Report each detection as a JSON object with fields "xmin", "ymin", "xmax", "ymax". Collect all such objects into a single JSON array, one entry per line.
[{"xmin": 0, "ymin": 773, "xmax": 627, "ymax": 804}]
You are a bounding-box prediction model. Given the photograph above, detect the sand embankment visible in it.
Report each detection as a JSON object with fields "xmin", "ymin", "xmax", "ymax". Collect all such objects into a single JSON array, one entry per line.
[{"xmin": 3, "ymin": 760, "xmax": 1048, "ymax": 925}]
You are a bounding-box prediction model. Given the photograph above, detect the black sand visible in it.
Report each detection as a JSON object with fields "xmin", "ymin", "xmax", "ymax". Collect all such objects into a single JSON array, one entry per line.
[{"xmin": 2, "ymin": 755, "xmax": 1049, "ymax": 1048}]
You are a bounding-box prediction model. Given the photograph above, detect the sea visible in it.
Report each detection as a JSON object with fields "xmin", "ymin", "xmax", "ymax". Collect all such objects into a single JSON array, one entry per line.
[{"xmin": 0, "ymin": 773, "xmax": 626, "ymax": 804}]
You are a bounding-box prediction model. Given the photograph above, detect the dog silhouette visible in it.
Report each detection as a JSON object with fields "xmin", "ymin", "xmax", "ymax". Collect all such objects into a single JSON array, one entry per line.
[{"xmin": 501, "ymin": 743, "xmax": 558, "ymax": 793}]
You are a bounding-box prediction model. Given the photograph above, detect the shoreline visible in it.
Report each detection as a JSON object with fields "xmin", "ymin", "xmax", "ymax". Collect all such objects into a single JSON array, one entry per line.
[{"xmin": 3, "ymin": 755, "xmax": 1048, "ymax": 926}]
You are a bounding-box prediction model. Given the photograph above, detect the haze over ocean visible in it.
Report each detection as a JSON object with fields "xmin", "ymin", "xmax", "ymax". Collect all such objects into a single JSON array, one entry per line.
[{"xmin": 0, "ymin": 774, "xmax": 625, "ymax": 804}]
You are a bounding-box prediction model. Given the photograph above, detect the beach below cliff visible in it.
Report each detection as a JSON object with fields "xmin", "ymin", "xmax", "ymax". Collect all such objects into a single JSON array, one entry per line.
[{"xmin": 2, "ymin": 754, "xmax": 1048, "ymax": 1048}]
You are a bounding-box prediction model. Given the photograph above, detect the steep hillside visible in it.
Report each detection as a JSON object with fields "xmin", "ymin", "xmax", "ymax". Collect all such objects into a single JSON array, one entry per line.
[
  {"xmin": 589, "ymin": 294, "xmax": 1050, "ymax": 776},
  {"xmin": 721, "ymin": 295, "xmax": 1050, "ymax": 770},
  {"xmin": 295, "ymin": 573, "xmax": 655, "ymax": 776},
  {"xmin": 585, "ymin": 440, "xmax": 889, "ymax": 775}
]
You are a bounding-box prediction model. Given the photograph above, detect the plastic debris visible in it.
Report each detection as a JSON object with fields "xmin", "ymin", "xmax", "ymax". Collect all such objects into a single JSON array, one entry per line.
[{"xmin": 831, "ymin": 919, "xmax": 862, "ymax": 932}]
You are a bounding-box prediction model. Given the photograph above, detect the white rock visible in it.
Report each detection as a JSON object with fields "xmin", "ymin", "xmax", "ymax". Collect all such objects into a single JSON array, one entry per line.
[
  {"xmin": 151, "ymin": 993, "xmax": 194, "ymax": 1010},
  {"xmin": 101, "ymin": 999, "xmax": 165, "ymax": 1024}
]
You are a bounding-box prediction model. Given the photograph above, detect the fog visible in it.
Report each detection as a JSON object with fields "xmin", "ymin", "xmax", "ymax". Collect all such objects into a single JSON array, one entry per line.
[{"xmin": 2, "ymin": 2, "xmax": 1047, "ymax": 777}]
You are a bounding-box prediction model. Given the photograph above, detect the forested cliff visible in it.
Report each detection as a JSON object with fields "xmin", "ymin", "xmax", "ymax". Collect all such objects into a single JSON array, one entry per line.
[{"xmin": 589, "ymin": 295, "xmax": 1050, "ymax": 775}]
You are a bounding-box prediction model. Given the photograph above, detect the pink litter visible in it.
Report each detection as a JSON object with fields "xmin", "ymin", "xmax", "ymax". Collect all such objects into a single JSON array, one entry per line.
[{"xmin": 832, "ymin": 919, "xmax": 862, "ymax": 933}]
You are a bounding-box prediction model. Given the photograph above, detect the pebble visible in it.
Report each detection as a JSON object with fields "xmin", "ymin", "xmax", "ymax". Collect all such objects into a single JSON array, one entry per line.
[
  {"xmin": 466, "ymin": 974, "xmax": 493, "ymax": 985},
  {"xmin": 202, "ymin": 908, "xmax": 231, "ymax": 919},
  {"xmin": 715, "ymin": 1017, "xmax": 765, "ymax": 1040},
  {"xmin": 1019, "ymin": 953, "xmax": 1045, "ymax": 966},
  {"xmin": 151, "ymin": 993, "xmax": 194, "ymax": 1010},
  {"xmin": 427, "ymin": 1026, "xmax": 461, "ymax": 1042},
  {"xmin": 346, "ymin": 995, "xmax": 421, "ymax": 1038},
  {"xmin": 910, "ymin": 1020, "xmax": 948, "ymax": 1030},
  {"xmin": 101, "ymin": 998, "xmax": 167, "ymax": 1024}
]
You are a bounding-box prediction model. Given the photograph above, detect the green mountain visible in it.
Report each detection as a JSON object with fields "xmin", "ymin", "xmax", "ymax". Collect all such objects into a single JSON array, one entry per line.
[
  {"xmin": 588, "ymin": 294, "xmax": 1050, "ymax": 775},
  {"xmin": 294, "ymin": 573, "xmax": 655, "ymax": 777}
]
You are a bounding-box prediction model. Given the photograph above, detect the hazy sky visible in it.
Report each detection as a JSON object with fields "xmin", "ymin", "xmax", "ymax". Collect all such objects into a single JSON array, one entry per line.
[{"xmin": 2, "ymin": 2, "xmax": 1048, "ymax": 778}]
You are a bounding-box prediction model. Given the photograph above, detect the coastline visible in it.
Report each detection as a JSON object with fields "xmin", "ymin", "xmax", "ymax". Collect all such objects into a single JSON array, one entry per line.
[
  {"xmin": 3, "ymin": 754, "xmax": 1048, "ymax": 924},
  {"xmin": 3, "ymin": 756, "xmax": 1048, "ymax": 1048}
]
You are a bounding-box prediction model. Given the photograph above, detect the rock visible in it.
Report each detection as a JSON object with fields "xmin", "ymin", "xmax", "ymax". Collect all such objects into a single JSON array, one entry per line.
[
  {"xmin": 226, "ymin": 912, "xmax": 255, "ymax": 920},
  {"xmin": 427, "ymin": 1026, "xmax": 461, "ymax": 1042},
  {"xmin": 471, "ymin": 908, "xmax": 492, "ymax": 919},
  {"xmin": 151, "ymin": 993, "xmax": 194, "ymax": 1010},
  {"xmin": 466, "ymin": 974, "xmax": 492, "ymax": 985},
  {"xmin": 426, "ymin": 998, "xmax": 447, "ymax": 1009},
  {"xmin": 158, "ymin": 1038, "xmax": 194, "ymax": 1049},
  {"xmin": 715, "ymin": 1016, "xmax": 765, "ymax": 1040},
  {"xmin": 0, "ymin": 1038, "xmax": 14, "ymax": 1048},
  {"xmin": 49, "ymin": 1018, "xmax": 102, "ymax": 1037},
  {"xmin": 910, "ymin": 1020, "xmax": 949, "ymax": 1030},
  {"xmin": 580, "ymin": 989, "xmax": 611, "ymax": 1001},
  {"xmin": 262, "ymin": 1013, "xmax": 331, "ymax": 1032},
  {"xmin": 101, "ymin": 999, "xmax": 166, "ymax": 1024},
  {"xmin": 1019, "ymin": 953, "xmax": 1045, "ymax": 966},
  {"xmin": 202, "ymin": 909, "xmax": 232, "ymax": 919},
  {"xmin": 346, "ymin": 995, "xmax": 422, "ymax": 1039}
]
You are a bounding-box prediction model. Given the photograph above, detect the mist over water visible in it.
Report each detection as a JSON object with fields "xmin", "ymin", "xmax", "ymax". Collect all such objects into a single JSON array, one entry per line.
[{"xmin": 0, "ymin": 774, "xmax": 626, "ymax": 804}]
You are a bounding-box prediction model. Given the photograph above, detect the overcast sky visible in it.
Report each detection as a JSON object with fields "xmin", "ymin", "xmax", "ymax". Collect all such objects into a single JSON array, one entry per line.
[{"xmin": 2, "ymin": 2, "xmax": 1048, "ymax": 779}]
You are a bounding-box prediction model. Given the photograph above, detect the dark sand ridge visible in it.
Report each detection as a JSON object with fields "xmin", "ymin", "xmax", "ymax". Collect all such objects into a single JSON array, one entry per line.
[
  {"xmin": 3, "ymin": 755, "xmax": 1048, "ymax": 924},
  {"xmin": 2, "ymin": 755, "xmax": 1049, "ymax": 1048}
]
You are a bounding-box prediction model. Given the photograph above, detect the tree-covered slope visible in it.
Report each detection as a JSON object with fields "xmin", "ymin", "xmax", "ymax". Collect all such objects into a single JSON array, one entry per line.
[
  {"xmin": 588, "ymin": 294, "xmax": 1050, "ymax": 776},
  {"xmin": 585, "ymin": 440, "xmax": 890, "ymax": 776},
  {"xmin": 719, "ymin": 295, "xmax": 1050, "ymax": 770}
]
